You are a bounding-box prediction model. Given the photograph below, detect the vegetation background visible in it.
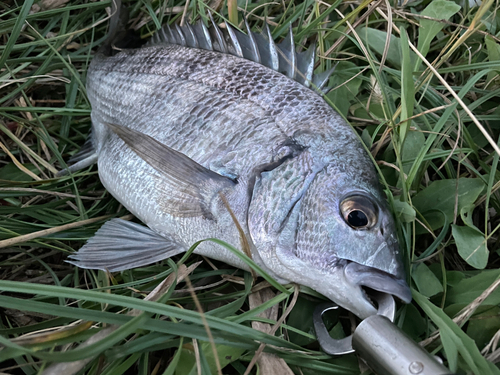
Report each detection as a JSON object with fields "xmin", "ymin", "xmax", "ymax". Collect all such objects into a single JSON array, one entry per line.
[{"xmin": 0, "ymin": 0, "xmax": 499, "ymax": 373}]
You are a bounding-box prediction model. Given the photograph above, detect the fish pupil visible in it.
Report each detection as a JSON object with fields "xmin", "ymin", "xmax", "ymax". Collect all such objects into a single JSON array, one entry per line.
[{"xmin": 348, "ymin": 210, "xmax": 368, "ymax": 227}]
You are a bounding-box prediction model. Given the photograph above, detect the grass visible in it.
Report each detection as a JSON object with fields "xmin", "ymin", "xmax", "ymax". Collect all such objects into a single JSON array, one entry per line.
[{"xmin": 0, "ymin": 0, "xmax": 499, "ymax": 374}]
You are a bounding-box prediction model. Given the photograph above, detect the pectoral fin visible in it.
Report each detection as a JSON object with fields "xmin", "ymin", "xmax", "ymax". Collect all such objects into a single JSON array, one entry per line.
[
  {"xmin": 107, "ymin": 123, "xmax": 236, "ymax": 219},
  {"xmin": 67, "ymin": 219, "xmax": 185, "ymax": 272}
]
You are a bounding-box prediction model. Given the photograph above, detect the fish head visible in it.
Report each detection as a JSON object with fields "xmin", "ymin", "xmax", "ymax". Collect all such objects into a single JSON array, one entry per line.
[{"xmin": 249, "ymin": 150, "xmax": 411, "ymax": 319}]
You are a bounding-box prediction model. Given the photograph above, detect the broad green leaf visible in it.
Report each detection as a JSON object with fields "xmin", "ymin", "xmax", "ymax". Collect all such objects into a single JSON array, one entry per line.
[
  {"xmin": 329, "ymin": 321, "xmax": 348, "ymax": 340},
  {"xmin": 357, "ymin": 27, "xmax": 416, "ymax": 69},
  {"xmin": 326, "ymin": 61, "xmax": 362, "ymax": 117},
  {"xmin": 412, "ymin": 263, "xmax": 443, "ymax": 297},
  {"xmin": 351, "ymin": 99, "xmax": 386, "ymax": 120},
  {"xmin": 446, "ymin": 270, "xmax": 466, "ymax": 287},
  {"xmin": 201, "ymin": 342, "xmax": 246, "ymax": 374},
  {"xmin": 485, "ymin": 35, "xmax": 500, "ymax": 85},
  {"xmin": 445, "ymin": 304, "xmax": 495, "ymax": 320},
  {"xmin": 446, "ymin": 269, "xmax": 500, "ymax": 306},
  {"xmin": 485, "ymin": 36, "xmax": 500, "ymax": 65},
  {"xmin": 413, "ymin": 290, "xmax": 500, "ymax": 375},
  {"xmin": 400, "ymin": 304, "xmax": 427, "ymax": 340},
  {"xmin": 412, "ymin": 178, "xmax": 484, "ymax": 231},
  {"xmin": 361, "ymin": 128, "xmax": 373, "ymax": 148},
  {"xmin": 451, "ymin": 224, "xmax": 489, "ymax": 269},
  {"xmin": 402, "ymin": 128, "xmax": 425, "ymax": 177},
  {"xmin": 393, "ymin": 199, "xmax": 416, "ymax": 223},
  {"xmin": 440, "ymin": 328, "xmax": 458, "ymax": 372},
  {"xmin": 417, "ymin": 0, "xmax": 461, "ymax": 61},
  {"xmin": 467, "ymin": 123, "xmax": 490, "ymax": 148},
  {"xmin": 459, "ymin": 205, "xmax": 476, "ymax": 228},
  {"xmin": 467, "ymin": 306, "xmax": 500, "ymax": 349},
  {"xmin": 286, "ymin": 296, "xmax": 317, "ymax": 346},
  {"xmin": 0, "ymin": 163, "xmax": 40, "ymax": 181}
]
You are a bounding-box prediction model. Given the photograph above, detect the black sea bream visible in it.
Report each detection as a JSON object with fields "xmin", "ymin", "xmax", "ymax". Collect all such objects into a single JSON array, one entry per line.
[{"xmin": 67, "ymin": 6, "xmax": 411, "ymax": 319}]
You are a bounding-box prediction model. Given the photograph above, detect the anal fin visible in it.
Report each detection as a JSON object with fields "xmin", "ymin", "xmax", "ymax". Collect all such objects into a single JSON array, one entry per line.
[
  {"xmin": 57, "ymin": 130, "xmax": 97, "ymax": 176},
  {"xmin": 67, "ymin": 219, "xmax": 185, "ymax": 272}
]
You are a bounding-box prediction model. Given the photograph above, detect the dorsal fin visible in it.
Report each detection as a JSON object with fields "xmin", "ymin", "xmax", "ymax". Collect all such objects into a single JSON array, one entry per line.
[
  {"xmin": 312, "ymin": 64, "xmax": 337, "ymax": 93},
  {"xmin": 296, "ymin": 42, "xmax": 316, "ymax": 87},
  {"xmin": 243, "ymin": 19, "xmax": 260, "ymax": 63},
  {"xmin": 191, "ymin": 21, "xmax": 212, "ymax": 50},
  {"xmin": 182, "ymin": 23, "xmax": 198, "ymax": 48},
  {"xmin": 208, "ymin": 13, "xmax": 228, "ymax": 53},
  {"xmin": 149, "ymin": 17, "xmax": 335, "ymax": 94},
  {"xmin": 254, "ymin": 22, "xmax": 279, "ymax": 71},
  {"xmin": 174, "ymin": 24, "xmax": 187, "ymax": 46},
  {"xmin": 277, "ymin": 24, "xmax": 296, "ymax": 79}
]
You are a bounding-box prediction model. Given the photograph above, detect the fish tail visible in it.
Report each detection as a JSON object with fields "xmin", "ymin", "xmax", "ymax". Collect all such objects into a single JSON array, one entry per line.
[{"xmin": 99, "ymin": 0, "xmax": 128, "ymax": 56}]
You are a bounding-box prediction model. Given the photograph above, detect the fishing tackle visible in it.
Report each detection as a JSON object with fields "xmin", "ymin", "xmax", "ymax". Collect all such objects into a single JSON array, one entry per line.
[{"xmin": 313, "ymin": 298, "xmax": 453, "ymax": 375}]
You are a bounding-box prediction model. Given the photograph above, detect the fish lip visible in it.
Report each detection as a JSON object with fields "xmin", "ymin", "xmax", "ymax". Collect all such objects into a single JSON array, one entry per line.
[{"xmin": 344, "ymin": 261, "xmax": 412, "ymax": 304}]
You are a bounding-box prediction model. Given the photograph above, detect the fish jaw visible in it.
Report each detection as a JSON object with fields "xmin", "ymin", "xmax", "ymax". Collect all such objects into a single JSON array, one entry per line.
[
  {"xmin": 275, "ymin": 246, "xmax": 375, "ymax": 318},
  {"xmin": 274, "ymin": 243, "xmax": 411, "ymax": 319},
  {"xmin": 343, "ymin": 262, "xmax": 412, "ymax": 305}
]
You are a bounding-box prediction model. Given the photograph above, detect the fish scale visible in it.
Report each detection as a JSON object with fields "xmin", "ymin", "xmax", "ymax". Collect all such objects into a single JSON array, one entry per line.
[
  {"xmin": 67, "ymin": 5, "xmax": 412, "ymax": 319},
  {"xmin": 91, "ymin": 45, "xmax": 342, "ymax": 140}
]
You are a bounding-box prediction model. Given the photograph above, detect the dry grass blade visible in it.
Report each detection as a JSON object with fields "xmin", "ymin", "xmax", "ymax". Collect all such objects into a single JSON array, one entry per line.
[
  {"xmin": 317, "ymin": 0, "xmax": 383, "ymax": 65},
  {"xmin": 9, "ymin": 321, "xmax": 94, "ymax": 346},
  {"xmin": 0, "ymin": 140, "xmax": 41, "ymax": 181},
  {"xmin": 375, "ymin": 6, "xmax": 500, "ymax": 157},
  {"xmin": 0, "ymin": 122, "xmax": 59, "ymax": 175},
  {"xmin": 0, "ymin": 187, "xmax": 98, "ymax": 200},
  {"xmin": 244, "ymin": 285, "xmax": 300, "ymax": 375},
  {"xmin": 0, "ymin": 214, "xmax": 132, "ymax": 249}
]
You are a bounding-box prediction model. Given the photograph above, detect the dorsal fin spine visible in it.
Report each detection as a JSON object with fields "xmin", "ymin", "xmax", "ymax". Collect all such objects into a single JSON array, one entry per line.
[
  {"xmin": 277, "ymin": 24, "xmax": 296, "ymax": 79},
  {"xmin": 208, "ymin": 13, "xmax": 228, "ymax": 53},
  {"xmin": 159, "ymin": 27, "xmax": 169, "ymax": 43},
  {"xmin": 258, "ymin": 22, "xmax": 279, "ymax": 70},
  {"xmin": 166, "ymin": 24, "xmax": 177, "ymax": 44},
  {"xmin": 244, "ymin": 19, "xmax": 260, "ymax": 63},
  {"xmin": 183, "ymin": 23, "xmax": 199, "ymax": 48},
  {"xmin": 149, "ymin": 18, "xmax": 334, "ymax": 93},
  {"xmin": 174, "ymin": 24, "xmax": 187, "ymax": 46},
  {"xmin": 191, "ymin": 21, "xmax": 212, "ymax": 50},
  {"xmin": 312, "ymin": 63, "xmax": 337, "ymax": 93},
  {"xmin": 225, "ymin": 22, "xmax": 244, "ymax": 58},
  {"xmin": 296, "ymin": 42, "xmax": 316, "ymax": 87}
]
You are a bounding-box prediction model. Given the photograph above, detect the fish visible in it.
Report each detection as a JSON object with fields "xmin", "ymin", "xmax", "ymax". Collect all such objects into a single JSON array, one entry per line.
[{"xmin": 66, "ymin": 2, "xmax": 411, "ymax": 319}]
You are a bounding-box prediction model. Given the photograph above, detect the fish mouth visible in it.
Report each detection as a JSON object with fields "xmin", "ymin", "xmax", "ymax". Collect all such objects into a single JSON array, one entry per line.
[{"xmin": 344, "ymin": 261, "xmax": 412, "ymax": 305}]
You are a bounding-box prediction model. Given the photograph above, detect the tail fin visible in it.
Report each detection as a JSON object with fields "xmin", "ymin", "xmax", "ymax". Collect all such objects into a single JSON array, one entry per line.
[
  {"xmin": 99, "ymin": 0, "xmax": 128, "ymax": 56},
  {"xmin": 57, "ymin": 1, "xmax": 125, "ymax": 177}
]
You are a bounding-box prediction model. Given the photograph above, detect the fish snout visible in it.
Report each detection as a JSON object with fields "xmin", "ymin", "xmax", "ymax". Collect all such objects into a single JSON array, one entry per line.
[
  {"xmin": 344, "ymin": 261, "xmax": 412, "ymax": 305},
  {"xmin": 369, "ymin": 229, "xmax": 406, "ymax": 281}
]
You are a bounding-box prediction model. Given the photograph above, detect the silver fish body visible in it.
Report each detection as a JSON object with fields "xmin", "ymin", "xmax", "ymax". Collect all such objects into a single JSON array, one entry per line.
[{"xmin": 69, "ymin": 20, "xmax": 411, "ymax": 319}]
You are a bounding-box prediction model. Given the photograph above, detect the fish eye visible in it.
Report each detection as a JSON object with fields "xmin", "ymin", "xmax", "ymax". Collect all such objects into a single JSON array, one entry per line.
[{"xmin": 340, "ymin": 195, "xmax": 377, "ymax": 229}]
